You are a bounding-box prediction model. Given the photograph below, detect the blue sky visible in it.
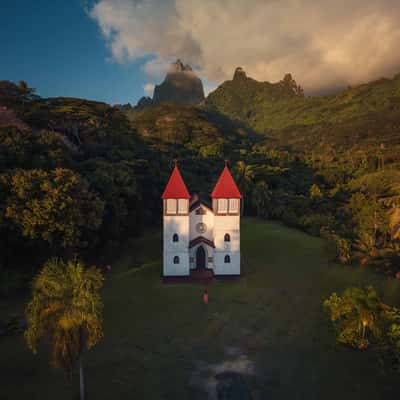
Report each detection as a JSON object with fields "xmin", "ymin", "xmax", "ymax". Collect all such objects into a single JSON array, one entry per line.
[
  {"xmin": 2, "ymin": 1, "xmax": 400, "ymax": 104},
  {"xmin": 0, "ymin": 0, "xmax": 149, "ymax": 105}
]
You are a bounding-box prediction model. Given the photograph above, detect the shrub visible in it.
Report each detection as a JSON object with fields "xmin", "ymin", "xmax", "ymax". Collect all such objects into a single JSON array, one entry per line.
[
  {"xmin": 298, "ymin": 214, "xmax": 335, "ymax": 236},
  {"xmin": 320, "ymin": 227, "xmax": 352, "ymax": 264}
]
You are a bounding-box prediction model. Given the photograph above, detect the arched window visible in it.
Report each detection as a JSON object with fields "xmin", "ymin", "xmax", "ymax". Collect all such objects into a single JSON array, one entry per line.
[
  {"xmin": 173, "ymin": 256, "xmax": 180, "ymax": 264},
  {"xmin": 173, "ymin": 233, "xmax": 179, "ymax": 242},
  {"xmin": 224, "ymin": 233, "xmax": 231, "ymax": 242},
  {"xmin": 224, "ymin": 255, "xmax": 231, "ymax": 263}
]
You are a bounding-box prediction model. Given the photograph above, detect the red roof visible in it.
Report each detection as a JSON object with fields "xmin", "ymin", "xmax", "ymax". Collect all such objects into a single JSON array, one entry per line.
[
  {"xmin": 161, "ymin": 165, "xmax": 190, "ymax": 199},
  {"xmin": 211, "ymin": 166, "xmax": 242, "ymax": 198}
]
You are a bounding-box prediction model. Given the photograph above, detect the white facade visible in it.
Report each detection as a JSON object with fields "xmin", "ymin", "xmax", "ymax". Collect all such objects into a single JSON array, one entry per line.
[{"xmin": 163, "ymin": 200, "xmax": 241, "ymax": 277}]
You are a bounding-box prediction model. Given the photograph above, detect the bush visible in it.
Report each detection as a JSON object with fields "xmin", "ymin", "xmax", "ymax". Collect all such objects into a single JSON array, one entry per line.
[
  {"xmin": 281, "ymin": 209, "xmax": 299, "ymax": 227},
  {"xmin": 320, "ymin": 227, "xmax": 352, "ymax": 264},
  {"xmin": 324, "ymin": 287, "xmax": 400, "ymax": 370},
  {"xmin": 298, "ymin": 213, "xmax": 335, "ymax": 236}
]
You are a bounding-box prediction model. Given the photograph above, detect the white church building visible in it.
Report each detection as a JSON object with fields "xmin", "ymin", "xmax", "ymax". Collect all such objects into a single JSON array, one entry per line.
[{"xmin": 162, "ymin": 162, "xmax": 241, "ymax": 278}]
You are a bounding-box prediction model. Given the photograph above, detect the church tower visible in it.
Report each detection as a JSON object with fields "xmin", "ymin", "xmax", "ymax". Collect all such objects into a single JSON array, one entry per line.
[
  {"xmin": 162, "ymin": 161, "xmax": 241, "ymax": 278},
  {"xmin": 211, "ymin": 163, "xmax": 241, "ymax": 275},
  {"xmin": 161, "ymin": 162, "xmax": 190, "ymax": 276}
]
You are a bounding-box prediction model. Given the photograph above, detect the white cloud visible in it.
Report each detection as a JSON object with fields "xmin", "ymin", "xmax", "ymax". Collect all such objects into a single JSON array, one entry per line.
[
  {"xmin": 143, "ymin": 82, "xmax": 155, "ymax": 96},
  {"xmin": 202, "ymin": 79, "xmax": 217, "ymax": 96},
  {"xmin": 142, "ymin": 57, "xmax": 171, "ymax": 80},
  {"xmin": 90, "ymin": 0, "xmax": 400, "ymax": 93}
]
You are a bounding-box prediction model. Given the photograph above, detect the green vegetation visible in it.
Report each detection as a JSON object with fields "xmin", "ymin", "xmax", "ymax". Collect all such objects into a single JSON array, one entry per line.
[
  {"xmin": 324, "ymin": 286, "xmax": 400, "ymax": 369},
  {"xmin": 204, "ymin": 71, "xmax": 400, "ymax": 275},
  {"xmin": 25, "ymin": 258, "xmax": 103, "ymax": 399},
  {"xmin": 1, "ymin": 71, "xmax": 400, "ymax": 397},
  {"xmin": 6, "ymin": 168, "xmax": 104, "ymax": 248},
  {"xmin": 0, "ymin": 83, "xmax": 257, "ymax": 290},
  {"xmin": 1, "ymin": 220, "xmax": 400, "ymax": 399},
  {"xmin": 205, "ymin": 69, "xmax": 400, "ymax": 134},
  {"xmin": 1, "ymin": 69, "xmax": 400, "ymax": 287}
]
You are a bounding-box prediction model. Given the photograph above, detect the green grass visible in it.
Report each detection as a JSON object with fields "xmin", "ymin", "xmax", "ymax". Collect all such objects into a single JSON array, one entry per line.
[{"xmin": 1, "ymin": 219, "xmax": 400, "ymax": 399}]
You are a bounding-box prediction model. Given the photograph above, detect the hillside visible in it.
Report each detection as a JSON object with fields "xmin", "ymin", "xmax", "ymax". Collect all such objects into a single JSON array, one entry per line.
[
  {"xmin": 205, "ymin": 68, "xmax": 400, "ymax": 132},
  {"xmin": 128, "ymin": 103, "xmax": 256, "ymax": 153},
  {"xmin": 1, "ymin": 69, "xmax": 400, "ymax": 288}
]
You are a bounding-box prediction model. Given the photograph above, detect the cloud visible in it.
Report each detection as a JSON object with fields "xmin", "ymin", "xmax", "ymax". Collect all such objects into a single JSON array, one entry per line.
[
  {"xmin": 90, "ymin": 0, "xmax": 400, "ymax": 93},
  {"xmin": 142, "ymin": 57, "xmax": 171, "ymax": 80},
  {"xmin": 143, "ymin": 82, "xmax": 155, "ymax": 96},
  {"xmin": 202, "ymin": 79, "xmax": 217, "ymax": 96}
]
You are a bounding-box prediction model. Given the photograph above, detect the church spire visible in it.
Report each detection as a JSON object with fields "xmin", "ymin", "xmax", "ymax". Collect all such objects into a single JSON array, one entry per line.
[
  {"xmin": 161, "ymin": 162, "xmax": 190, "ymax": 199},
  {"xmin": 211, "ymin": 163, "xmax": 242, "ymax": 199}
]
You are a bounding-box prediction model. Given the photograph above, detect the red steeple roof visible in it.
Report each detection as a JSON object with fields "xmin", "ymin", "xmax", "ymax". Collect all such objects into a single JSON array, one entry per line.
[
  {"xmin": 211, "ymin": 165, "xmax": 242, "ymax": 199},
  {"xmin": 161, "ymin": 163, "xmax": 190, "ymax": 199}
]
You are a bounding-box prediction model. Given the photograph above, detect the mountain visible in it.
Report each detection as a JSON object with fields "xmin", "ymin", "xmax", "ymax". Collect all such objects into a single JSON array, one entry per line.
[
  {"xmin": 204, "ymin": 67, "xmax": 305, "ymax": 130},
  {"xmin": 2, "ymin": 68, "xmax": 400, "ymax": 282},
  {"xmin": 205, "ymin": 67, "xmax": 400, "ymax": 132},
  {"xmin": 204, "ymin": 67, "xmax": 400, "ymax": 165},
  {"xmin": 135, "ymin": 59, "xmax": 205, "ymax": 109}
]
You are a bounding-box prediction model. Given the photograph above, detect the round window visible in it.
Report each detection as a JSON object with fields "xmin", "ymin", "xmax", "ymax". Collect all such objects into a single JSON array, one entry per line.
[{"xmin": 196, "ymin": 222, "xmax": 207, "ymax": 234}]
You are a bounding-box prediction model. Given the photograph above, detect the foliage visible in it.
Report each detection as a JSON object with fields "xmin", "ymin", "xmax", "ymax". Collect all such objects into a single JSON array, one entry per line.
[
  {"xmin": 324, "ymin": 286, "xmax": 400, "ymax": 371},
  {"xmin": 309, "ymin": 183, "xmax": 323, "ymax": 200},
  {"xmin": 1, "ymin": 68, "xmax": 400, "ymax": 286},
  {"xmin": 25, "ymin": 258, "xmax": 103, "ymax": 380},
  {"xmin": 251, "ymin": 181, "xmax": 271, "ymax": 218},
  {"xmin": 384, "ymin": 309, "xmax": 400, "ymax": 370},
  {"xmin": 324, "ymin": 287, "xmax": 383, "ymax": 349},
  {"xmin": 6, "ymin": 168, "xmax": 104, "ymax": 248},
  {"xmin": 298, "ymin": 214, "xmax": 335, "ymax": 236},
  {"xmin": 320, "ymin": 227, "xmax": 352, "ymax": 264},
  {"xmin": 204, "ymin": 69, "xmax": 400, "ymax": 273}
]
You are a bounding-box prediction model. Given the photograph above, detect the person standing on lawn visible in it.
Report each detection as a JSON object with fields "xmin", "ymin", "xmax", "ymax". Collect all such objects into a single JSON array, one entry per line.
[{"xmin": 203, "ymin": 289, "xmax": 209, "ymax": 305}]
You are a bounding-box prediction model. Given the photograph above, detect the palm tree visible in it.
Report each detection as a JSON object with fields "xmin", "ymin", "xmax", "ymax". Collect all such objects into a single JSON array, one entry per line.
[
  {"xmin": 324, "ymin": 286, "xmax": 382, "ymax": 349},
  {"xmin": 25, "ymin": 258, "xmax": 103, "ymax": 400},
  {"xmin": 234, "ymin": 161, "xmax": 254, "ymax": 215}
]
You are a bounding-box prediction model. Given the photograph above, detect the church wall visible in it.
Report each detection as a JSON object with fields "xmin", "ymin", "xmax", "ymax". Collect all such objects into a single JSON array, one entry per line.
[
  {"xmin": 189, "ymin": 207, "xmax": 214, "ymax": 242},
  {"xmin": 163, "ymin": 215, "xmax": 190, "ymax": 276},
  {"xmin": 213, "ymin": 214, "xmax": 240, "ymax": 275}
]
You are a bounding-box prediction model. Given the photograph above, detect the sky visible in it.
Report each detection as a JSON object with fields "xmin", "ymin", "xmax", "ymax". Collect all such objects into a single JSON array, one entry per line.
[{"xmin": 2, "ymin": 0, "xmax": 400, "ymax": 105}]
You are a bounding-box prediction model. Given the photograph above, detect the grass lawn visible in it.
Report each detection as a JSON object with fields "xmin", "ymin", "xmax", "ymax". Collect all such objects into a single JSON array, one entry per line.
[{"xmin": 1, "ymin": 218, "xmax": 400, "ymax": 399}]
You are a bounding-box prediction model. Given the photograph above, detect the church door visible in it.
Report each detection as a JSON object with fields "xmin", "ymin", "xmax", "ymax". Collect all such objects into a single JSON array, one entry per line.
[{"xmin": 196, "ymin": 246, "xmax": 206, "ymax": 269}]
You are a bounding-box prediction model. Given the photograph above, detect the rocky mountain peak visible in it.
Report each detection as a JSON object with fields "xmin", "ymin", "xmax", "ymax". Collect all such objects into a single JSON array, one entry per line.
[
  {"xmin": 135, "ymin": 59, "xmax": 204, "ymax": 108},
  {"xmin": 170, "ymin": 59, "xmax": 193, "ymax": 73},
  {"xmin": 233, "ymin": 67, "xmax": 247, "ymax": 80}
]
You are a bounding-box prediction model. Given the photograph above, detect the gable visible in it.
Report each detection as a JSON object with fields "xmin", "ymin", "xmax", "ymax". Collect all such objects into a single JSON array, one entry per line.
[{"xmin": 189, "ymin": 201, "xmax": 214, "ymax": 214}]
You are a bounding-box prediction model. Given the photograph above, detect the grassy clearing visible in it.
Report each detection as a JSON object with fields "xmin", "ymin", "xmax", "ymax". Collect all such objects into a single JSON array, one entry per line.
[{"xmin": 1, "ymin": 219, "xmax": 400, "ymax": 399}]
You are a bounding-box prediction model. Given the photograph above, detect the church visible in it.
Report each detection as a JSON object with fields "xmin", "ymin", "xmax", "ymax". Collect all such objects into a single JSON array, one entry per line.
[{"xmin": 162, "ymin": 162, "xmax": 241, "ymax": 278}]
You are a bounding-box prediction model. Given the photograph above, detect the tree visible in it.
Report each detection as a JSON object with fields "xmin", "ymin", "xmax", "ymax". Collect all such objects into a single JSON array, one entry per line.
[
  {"xmin": 17, "ymin": 80, "xmax": 36, "ymax": 103},
  {"xmin": 234, "ymin": 161, "xmax": 254, "ymax": 215},
  {"xmin": 309, "ymin": 183, "xmax": 323, "ymax": 200},
  {"xmin": 251, "ymin": 180, "xmax": 271, "ymax": 218},
  {"xmin": 84, "ymin": 159, "xmax": 140, "ymax": 238},
  {"xmin": 347, "ymin": 193, "xmax": 387, "ymax": 249},
  {"xmin": 324, "ymin": 287, "xmax": 383, "ymax": 349},
  {"xmin": 384, "ymin": 308, "xmax": 400, "ymax": 370},
  {"xmin": 6, "ymin": 168, "xmax": 104, "ymax": 248},
  {"xmin": 325, "ymin": 287, "xmax": 400, "ymax": 371},
  {"xmin": 25, "ymin": 258, "xmax": 103, "ymax": 400}
]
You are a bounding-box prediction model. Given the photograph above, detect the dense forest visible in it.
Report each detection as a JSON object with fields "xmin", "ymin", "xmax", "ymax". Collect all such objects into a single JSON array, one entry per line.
[{"xmin": 1, "ymin": 69, "xmax": 400, "ymax": 295}]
